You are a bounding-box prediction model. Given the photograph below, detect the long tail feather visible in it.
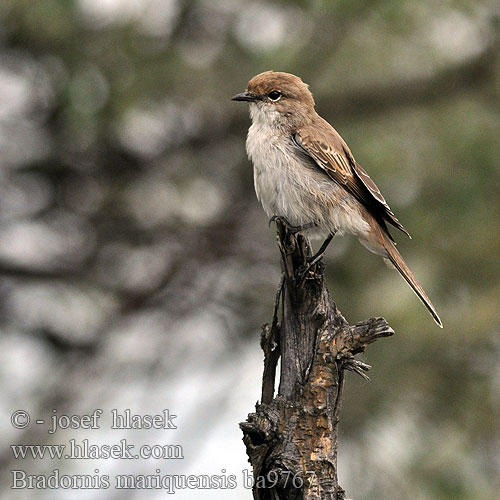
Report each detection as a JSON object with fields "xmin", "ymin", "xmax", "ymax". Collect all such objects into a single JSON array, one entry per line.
[{"xmin": 383, "ymin": 236, "xmax": 443, "ymax": 328}]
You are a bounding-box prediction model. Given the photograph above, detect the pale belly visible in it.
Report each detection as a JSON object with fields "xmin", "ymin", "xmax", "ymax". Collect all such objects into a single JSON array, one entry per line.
[{"xmin": 247, "ymin": 131, "xmax": 370, "ymax": 240}]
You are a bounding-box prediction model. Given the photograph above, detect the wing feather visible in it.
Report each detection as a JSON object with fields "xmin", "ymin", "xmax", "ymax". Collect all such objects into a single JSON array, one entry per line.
[{"xmin": 293, "ymin": 123, "xmax": 410, "ymax": 239}]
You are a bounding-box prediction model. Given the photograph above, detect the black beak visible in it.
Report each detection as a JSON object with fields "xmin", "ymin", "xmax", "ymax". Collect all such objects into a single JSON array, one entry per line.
[{"xmin": 231, "ymin": 91, "xmax": 256, "ymax": 102}]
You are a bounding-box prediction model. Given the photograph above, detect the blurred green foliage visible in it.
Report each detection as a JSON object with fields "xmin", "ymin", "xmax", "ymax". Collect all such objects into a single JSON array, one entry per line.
[{"xmin": 0, "ymin": 0, "xmax": 498, "ymax": 499}]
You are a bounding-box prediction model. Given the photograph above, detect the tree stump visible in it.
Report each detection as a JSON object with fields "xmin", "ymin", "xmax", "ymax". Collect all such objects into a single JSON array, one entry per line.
[{"xmin": 240, "ymin": 222, "xmax": 394, "ymax": 500}]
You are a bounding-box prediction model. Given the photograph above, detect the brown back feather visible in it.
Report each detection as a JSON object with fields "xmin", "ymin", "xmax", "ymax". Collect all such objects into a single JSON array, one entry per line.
[{"xmin": 294, "ymin": 118, "xmax": 411, "ymax": 241}]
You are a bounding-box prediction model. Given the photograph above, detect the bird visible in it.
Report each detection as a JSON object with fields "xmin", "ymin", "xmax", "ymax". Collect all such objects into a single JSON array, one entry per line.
[{"xmin": 232, "ymin": 70, "xmax": 442, "ymax": 327}]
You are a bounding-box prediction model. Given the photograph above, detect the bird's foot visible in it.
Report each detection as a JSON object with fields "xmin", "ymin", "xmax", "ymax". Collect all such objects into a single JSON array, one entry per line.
[
  {"xmin": 296, "ymin": 233, "xmax": 336, "ymax": 284},
  {"xmin": 269, "ymin": 215, "xmax": 315, "ymax": 234},
  {"xmin": 296, "ymin": 260, "xmax": 325, "ymax": 285},
  {"xmin": 307, "ymin": 232, "xmax": 335, "ymax": 265}
]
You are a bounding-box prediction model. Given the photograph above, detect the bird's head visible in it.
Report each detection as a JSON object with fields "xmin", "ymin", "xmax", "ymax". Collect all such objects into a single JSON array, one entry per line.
[{"xmin": 232, "ymin": 71, "xmax": 315, "ymax": 129}]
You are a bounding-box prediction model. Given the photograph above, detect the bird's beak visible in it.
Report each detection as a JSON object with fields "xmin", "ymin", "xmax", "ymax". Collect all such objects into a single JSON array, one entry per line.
[{"xmin": 231, "ymin": 91, "xmax": 256, "ymax": 102}]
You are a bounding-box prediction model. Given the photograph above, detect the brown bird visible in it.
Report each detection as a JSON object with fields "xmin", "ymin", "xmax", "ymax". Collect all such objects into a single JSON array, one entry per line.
[{"xmin": 232, "ymin": 70, "xmax": 442, "ymax": 327}]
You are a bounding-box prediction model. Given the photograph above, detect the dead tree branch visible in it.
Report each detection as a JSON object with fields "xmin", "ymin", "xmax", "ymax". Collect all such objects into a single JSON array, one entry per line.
[{"xmin": 241, "ymin": 222, "xmax": 394, "ymax": 499}]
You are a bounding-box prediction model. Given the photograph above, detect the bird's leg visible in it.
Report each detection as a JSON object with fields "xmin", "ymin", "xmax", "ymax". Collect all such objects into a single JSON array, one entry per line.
[
  {"xmin": 269, "ymin": 215, "xmax": 316, "ymax": 234},
  {"xmin": 297, "ymin": 232, "xmax": 335, "ymax": 282},
  {"xmin": 308, "ymin": 232, "xmax": 335, "ymax": 265}
]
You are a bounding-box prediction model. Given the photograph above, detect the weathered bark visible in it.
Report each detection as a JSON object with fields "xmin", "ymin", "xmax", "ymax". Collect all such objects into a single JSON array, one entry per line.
[{"xmin": 241, "ymin": 222, "xmax": 394, "ymax": 499}]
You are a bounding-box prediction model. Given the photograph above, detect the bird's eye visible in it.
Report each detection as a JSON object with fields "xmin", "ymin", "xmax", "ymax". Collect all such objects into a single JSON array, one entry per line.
[{"xmin": 268, "ymin": 90, "xmax": 282, "ymax": 101}]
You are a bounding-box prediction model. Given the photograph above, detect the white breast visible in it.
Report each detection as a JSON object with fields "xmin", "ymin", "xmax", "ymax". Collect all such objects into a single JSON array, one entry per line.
[
  {"xmin": 247, "ymin": 122, "xmax": 289, "ymax": 216},
  {"xmin": 245, "ymin": 103, "xmax": 370, "ymax": 240}
]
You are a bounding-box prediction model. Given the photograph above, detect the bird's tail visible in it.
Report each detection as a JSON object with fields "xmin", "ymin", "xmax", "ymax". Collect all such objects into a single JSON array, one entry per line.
[{"xmin": 381, "ymin": 233, "xmax": 443, "ymax": 328}]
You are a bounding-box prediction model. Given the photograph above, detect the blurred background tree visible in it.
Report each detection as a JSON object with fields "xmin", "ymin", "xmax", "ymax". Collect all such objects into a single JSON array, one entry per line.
[{"xmin": 0, "ymin": 0, "xmax": 498, "ymax": 499}]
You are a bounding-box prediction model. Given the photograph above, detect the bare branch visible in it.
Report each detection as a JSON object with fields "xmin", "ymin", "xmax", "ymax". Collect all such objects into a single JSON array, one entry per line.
[{"xmin": 241, "ymin": 222, "xmax": 394, "ymax": 499}]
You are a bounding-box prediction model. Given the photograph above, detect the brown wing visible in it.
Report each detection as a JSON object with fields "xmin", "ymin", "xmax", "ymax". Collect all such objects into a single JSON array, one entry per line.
[{"xmin": 294, "ymin": 120, "xmax": 410, "ymax": 240}]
